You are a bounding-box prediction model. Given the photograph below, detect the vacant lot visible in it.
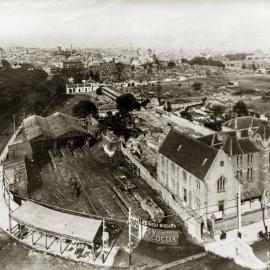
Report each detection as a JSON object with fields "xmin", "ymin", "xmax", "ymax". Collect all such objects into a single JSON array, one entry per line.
[{"xmin": 229, "ymin": 74, "xmax": 270, "ymax": 92}]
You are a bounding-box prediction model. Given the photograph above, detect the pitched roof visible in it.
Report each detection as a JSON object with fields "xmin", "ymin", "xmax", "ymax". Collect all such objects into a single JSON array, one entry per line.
[
  {"xmin": 222, "ymin": 136, "xmax": 243, "ymax": 156},
  {"xmin": 199, "ymin": 133, "xmax": 259, "ymax": 156},
  {"xmin": 46, "ymin": 112, "xmax": 88, "ymax": 138},
  {"xmin": 23, "ymin": 113, "xmax": 88, "ymax": 140},
  {"xmin": 255, "ymin": 122, "xmax": 270, "ymax": 140},
  {"xmin": 23, "ymin": 115, "xmax": 54, "ymax": 140},
  {"xmin": 238, "ymin": 138, "xmax": 259, "ymax": 154},
  {"xmin": 223, "ymin": 116, "xmax": 263, "ymax": 130},
  {"xmin": 159, "ymin": 128, "xmax": 219, "ymax": 180}
]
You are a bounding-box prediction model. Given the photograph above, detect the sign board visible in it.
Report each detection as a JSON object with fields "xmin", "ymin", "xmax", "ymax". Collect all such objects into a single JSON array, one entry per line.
[
  {"xmin": 144, "ymin": 227, "xmax": 179, "ymax": 246},
  {"xmin": 131, "ymin": 216, "xmax": 176, "ymax": 230}
]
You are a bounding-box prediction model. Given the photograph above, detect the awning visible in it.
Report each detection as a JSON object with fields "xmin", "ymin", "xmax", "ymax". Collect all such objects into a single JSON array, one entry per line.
[
  {"xmin": 241, "ymin": 187, "xmax": 262, "ymax": 202},
  {"xmin": 11, "ymin": 201, "xmax": 102, "ymax": 243}
]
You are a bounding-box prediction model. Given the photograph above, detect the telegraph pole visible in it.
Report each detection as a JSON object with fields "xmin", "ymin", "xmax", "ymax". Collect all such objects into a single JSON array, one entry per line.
[
  {"xmin": 237, "ymin": 183, "xmax": 242, "ymax": 238},
  {"xmin": 13, "ymin": 114, "xmax": 16, "ymax": 134},
  {"xmin": 102, "ymin": 219, "xmax": 105, "ymax": 263},
  {"xmin": 262, "ymin": 190, "xmax": 268, "ymax": 236},
  {"xmin": 128, "ymin": 207, "xmax": 132, "ymax": 266}
]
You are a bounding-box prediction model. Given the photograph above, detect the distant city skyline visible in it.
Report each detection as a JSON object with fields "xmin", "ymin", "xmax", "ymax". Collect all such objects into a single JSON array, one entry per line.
[{"xmin": 0, "ymin": 0, "xmax": 270, "ymax": 52}]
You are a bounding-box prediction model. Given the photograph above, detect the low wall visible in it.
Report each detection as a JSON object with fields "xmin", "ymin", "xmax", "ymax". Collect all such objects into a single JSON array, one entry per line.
[{"xmin": 120, "ymin": 144, "xmax": 202, "ymax": 241}]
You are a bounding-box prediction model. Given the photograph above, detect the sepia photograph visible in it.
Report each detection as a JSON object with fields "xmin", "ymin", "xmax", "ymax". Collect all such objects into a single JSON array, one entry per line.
[{"xmin": 0, "ymin": 0, "xmax": 270, "ymax": 269}]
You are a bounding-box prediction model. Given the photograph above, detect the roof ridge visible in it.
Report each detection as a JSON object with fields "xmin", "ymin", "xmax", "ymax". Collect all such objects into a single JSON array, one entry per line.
[{"xmin": 171, "ymin": 128, "xmax": 218, "ymax": 153}]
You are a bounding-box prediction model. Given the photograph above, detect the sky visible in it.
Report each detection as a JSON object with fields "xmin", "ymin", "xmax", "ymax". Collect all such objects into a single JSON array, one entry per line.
[{"xmin": 0, "ymin": 0, "xmax": 270, "ymax": 51}]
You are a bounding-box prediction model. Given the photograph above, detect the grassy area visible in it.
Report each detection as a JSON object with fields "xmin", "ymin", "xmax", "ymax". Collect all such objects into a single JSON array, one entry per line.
[{"xmin": 229, "ymin": 74, "xmax": 270, "ymax": 92}]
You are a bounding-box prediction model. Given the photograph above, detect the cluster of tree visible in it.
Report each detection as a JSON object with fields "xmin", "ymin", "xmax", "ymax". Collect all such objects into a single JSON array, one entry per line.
[
  {"xmin": 72, "ymin": 100, "xmax": 97, "ymax": 118},
  {"xmin": 99, "ymin": 112, "xmax": 131, "ymax": 139},
  {"xmin": 192, "ymin": 82, "xmax": 203, "ymax": 91},
  {"xmin": 116, "ymin": 93, "xmax": 141, "ymax": 113},
  {"xmin": 0, "ymin": 60, "xmax": 69, "ymax": 122},
  {"xmin": 86, "ymin": 70, "xmax": 101, "ymax": 82},
  {"xmin": 225, "ymin": 53, "xmax": 248, "ymax": 61},
  {"xmin": 233, "ymin": 101, "xmax": 249, "ymax": 117},
  {"xmin": 167, "ymin": 61, "xmax": 176, "ymax": 69},
  {"xmin": 181, "ymin": 57, "xmax": 225, "ymax": 69}
]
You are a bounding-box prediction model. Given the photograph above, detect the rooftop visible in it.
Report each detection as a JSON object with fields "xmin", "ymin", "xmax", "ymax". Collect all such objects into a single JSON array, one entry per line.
[
  {"xmin": 199, "ymin": 132, "xmax": 259, "ymax": 156},
  {"xmin": 159, "ymin": 128, "xmax": 219, "ymax": 180},
  {"xmin": 222, "ymin": 116, "xmax": 264, "ymax": 131},
  {"xmin": 11, "ymin": 201, "xmax": 102, "ymax": 243},
  {"xmin": 23, "ymin": 112, "xmax": 88, "ymax": 141}
]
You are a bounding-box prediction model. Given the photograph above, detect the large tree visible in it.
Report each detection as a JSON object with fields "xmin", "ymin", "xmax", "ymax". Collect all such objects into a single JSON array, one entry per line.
[
  {"xmin": 116, "ymin": 93, "xmax": 141, "ymax": 113},
  {"xmin": 72, "ymin": 100, "xmax": 97, "ymax": 118},
  {"xmin": 233, "ymin": 101, "xmax": 249, "ymax": 117}
]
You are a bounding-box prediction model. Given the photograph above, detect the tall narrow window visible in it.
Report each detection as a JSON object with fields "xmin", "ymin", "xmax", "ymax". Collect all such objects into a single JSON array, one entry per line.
[
  {"xmin": 218, "ymin": 200, "xmax": 224, "ymax": 212},
  {"xmin": 217, "ymin": 176, "xmax": 226, "ymax": 193},
  {"xmin": 236, "ymin": 170, "xmax": 242, "ymax": 180},
  {"xmin": 247, "ymin": 168, "xmax": 253, "ymax": 181},
  {"xmin": 182, "ymin": 170, "xmax": 187, "ymax": 182},
  {"xmin": 196, "ymin": 179, "xmax": 200, "ymax": 189},
  {"xmin": 196, "ymin": 197, "xmax": 201, "ymax": 209},
  {"xmin": 183, "ymin": 188, "xmax": 187, "ymax": 202},
  {"xmin": 171, "ymin": 163, "xmax": 175, "ymax": 176},
  {"xmin": 237, "ymin": 156, "xmax": 243, "ymax": 167},
  {"xmin": 161, "ymin": 155, "xmax": 165, "ymax": 168},
  {"xmin": 248, "ymin": 154, "xmax": 253, "ymax": 164}
]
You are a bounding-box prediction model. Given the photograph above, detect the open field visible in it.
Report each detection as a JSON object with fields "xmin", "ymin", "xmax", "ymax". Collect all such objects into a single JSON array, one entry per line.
[{"xmin": 229, "ymin": 74, "xmax": 270, "ymax": 92}]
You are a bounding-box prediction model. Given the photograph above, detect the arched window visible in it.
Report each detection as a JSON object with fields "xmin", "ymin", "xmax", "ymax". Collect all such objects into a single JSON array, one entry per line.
[{"xmin": 217, "ymin": 176, "xmax": 226, "ymax": 193}]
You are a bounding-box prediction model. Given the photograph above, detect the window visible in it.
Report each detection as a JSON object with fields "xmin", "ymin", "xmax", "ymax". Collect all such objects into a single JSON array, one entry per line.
[
  {"xmin": 237, "ymin": 156, "xmax": 243, "ymax": 167},
  {"xmin": 196, "ymin": 179, "xmax": 200, "ymax": 189},
  {"xmin": 161, "ymin": 171, "xmax": 165, "ymax": 181},
  {"xmin": 217, "ymin": 176, "xmax": 226, "ymax": 193},
  {"xmin": 171, "ymin": 163, "xmax": 175, "ymax": 176},
  {"xmin": 161, "ymin": 156, "xmax": 165, "ymax": 168},
  {"xmin": 220, "ymin": 161, "xmax": 224, "ymax": 167},
  {"xmin": 247, "ymin": 168, "xmax": 253, "ymax": 181},
  {"xmin": 183, "ymin": 188, "xmax": 187, "ymax": 202},
  {"xmin": 182, "ymin": 170, "xmax": 187, "ymax": 182},
  {"xmin": 236, "ymin": 170, "xmax": 242, "ymax": 180},
  {"xmin": 196, "ymin": 197, "xmax": 201, "ymax": 209},
  {"xmin": 218, "ymin": 200, "xmax": 224, "ymax": 212},
  {"xmin": 248, "ymin": 154, "xmax": 253, "ymax": 164}
]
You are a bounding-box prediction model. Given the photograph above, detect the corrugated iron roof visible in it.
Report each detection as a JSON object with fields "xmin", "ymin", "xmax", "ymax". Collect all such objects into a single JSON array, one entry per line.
[{"xmin": 23, "ymin": 113, "xmax": 88, "ymax": 140}]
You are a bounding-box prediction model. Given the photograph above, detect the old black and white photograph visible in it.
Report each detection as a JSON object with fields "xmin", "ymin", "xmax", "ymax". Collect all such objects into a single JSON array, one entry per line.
[{"xmin": 0, "ymin": 0, "xmax": 270, "ymax": 269}]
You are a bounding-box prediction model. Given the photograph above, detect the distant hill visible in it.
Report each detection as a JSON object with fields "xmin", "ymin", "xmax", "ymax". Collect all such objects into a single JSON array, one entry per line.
[{"xmin": 88, "ymin": 61, "xmax": 135, "ymax": 82}]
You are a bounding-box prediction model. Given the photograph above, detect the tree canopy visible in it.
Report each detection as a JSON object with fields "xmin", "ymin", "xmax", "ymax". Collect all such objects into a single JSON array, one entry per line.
[
  {"xmin": 72, "ymin": 100, "xmax": 97, "ymax": 118},
  {"xmin": 116, "ymin": 93, "xmax": 141, "ymax": 113},
  {"xmin": 233, "ymin": 101, "xmax": 249, "ymax": 117},
  {"xmin": 187, "ymin": 57, "xmax": 225, "ymax": 68},
  {"xmin": 192, "ymin": 82, "xmax": 202, "ymax": 91}
]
